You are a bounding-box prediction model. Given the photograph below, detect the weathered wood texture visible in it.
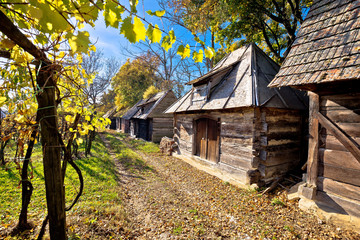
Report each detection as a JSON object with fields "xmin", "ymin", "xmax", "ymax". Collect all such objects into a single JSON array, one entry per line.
[
  {"xmin": 258, "ymin": 108, "xmax": 304, "ymax": 180},
  {"xmin": 152, "ymin": 117, "xmax": 173, "ymax": 143},
  {"xmin": 121, "ymin": 119, "xmax": 130, "ymax": 133},
  {"xmin": 315, "ymin": 93, "xmax": 360, "ymax": 217},
  {"xmin": 307, "ymin": 92, "xmax": 320, "ymax": 186},
  {"xmin": 173, "ymin": 106, "xmax": 304, "ymax": 185},
  {"xmin": 148, "ymin": 91, "xmax": 178, "ymax": 118}
]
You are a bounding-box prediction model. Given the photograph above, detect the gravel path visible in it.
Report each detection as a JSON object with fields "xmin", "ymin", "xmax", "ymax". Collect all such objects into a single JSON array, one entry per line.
[{"xmin": 103, "ymin": 133, "xmax": 359, "ymax": 239}]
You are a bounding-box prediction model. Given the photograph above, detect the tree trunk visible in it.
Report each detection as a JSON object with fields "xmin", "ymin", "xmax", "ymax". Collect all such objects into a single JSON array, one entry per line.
[
  {"xmin": 85, "ymin": 130, "xmax": 96, "ymax": 157},
  {"xmin": 36, "ymin": 62, "xmax": 66, "ymax": 240},
  {"xmin": 0, "ymin": 10, "xmax": 66, "ymax": 239},
  {"xmin": 0, "ymin": 139, "xmax": 9, "ymax": 165},
  {"xmin": 16, "ymin": 122, "xmax": 38, "ymax": 231}
]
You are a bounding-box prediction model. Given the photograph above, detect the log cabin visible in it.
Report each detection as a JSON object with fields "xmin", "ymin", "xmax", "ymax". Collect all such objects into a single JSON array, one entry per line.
[
  {"xmin": 130, "ymin": 90, "xmax": 177, "ymax": 142},
  {"xmin": 268, "ymin": 0, "xmax": 360, "ymax": 231},
  {"xmin": 120, "ymin": 99, "xmax": 143, "ymax": 134},
  {"xmin": 165, "ymin": 43, "xmax": 307, "ymax": 186},
  {"xmin": 103, "ymin": 107, "xmax": 121, "ymax": 130}
]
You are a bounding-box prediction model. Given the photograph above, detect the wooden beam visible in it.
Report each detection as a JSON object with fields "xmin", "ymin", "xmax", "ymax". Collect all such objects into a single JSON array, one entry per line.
[
  {"xmin": 315, "ymin": 111, "xmax": 360, "ymax": 164},
  {"xmin": 307, "ymin": 92, "xmax": 319, "ymax": 186}
]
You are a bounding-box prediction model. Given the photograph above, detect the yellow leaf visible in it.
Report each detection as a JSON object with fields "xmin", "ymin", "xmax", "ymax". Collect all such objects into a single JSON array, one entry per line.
[
  {"xmin": 177, "ymin": 44, "xmax": 191, "ymax": 59},
  {"xmin": 146, "ymin": 24, "xmax": 162, "ymax": 44},
  {"xmin": 76, "ymin": 138, "xmax": 83, "ymax": 144},
  {"xmin": 133, "ymin": 16, "xmax": 146, "ymax": 42},
  {"xmin": 67, "ymin": 31, "xmax": 91, "ymax": 54},
  {"xmin": 193, "ymin": 49, "xmax": 204, "ymax": 63},
  {"xmin": 0, "ymin": 97, "xmax": 6, "ymax": 106}
]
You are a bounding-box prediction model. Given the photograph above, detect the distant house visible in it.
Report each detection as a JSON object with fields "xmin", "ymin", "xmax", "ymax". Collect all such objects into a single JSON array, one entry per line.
[
  {"xmin": 269, "ymin": 0, "xmax": 360, "ymax": 230},
  {"xmin": 103, "ymin": 107, "xmax": 121, "ymax": 130},
  {"xmin": 120, "ymin": 100, "xmax": 143, "ymax": 134},
  {"xmin": 165, "ymin": 43, "xmax": 307, "ymax": 186},
  {"xmin": 128, "ymin": 90, "xmax": 177, "ymax": 142}
]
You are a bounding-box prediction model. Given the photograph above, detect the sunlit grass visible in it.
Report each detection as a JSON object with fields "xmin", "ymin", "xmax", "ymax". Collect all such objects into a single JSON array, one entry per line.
[{"xmin": 0, "ymin": 134, "xmax": 126, "ymax": 239}]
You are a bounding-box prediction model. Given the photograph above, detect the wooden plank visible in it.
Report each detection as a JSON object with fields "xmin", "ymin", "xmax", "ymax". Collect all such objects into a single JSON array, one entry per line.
[
  {"xmin": 220, "ymin": 136, "xmax": 253, "ymax": 146},
  {"xmin": 260, "ymin": 149, "xmax": 300, "ymax": 166},
  {"xmin": 319, "ymin": 148, "xmax": 360, "ymax": 170},
  {"xmin": 221, "ymin": 122, "xmax": 253, "ymax": 136},
  {"xmin": 317, "ymin": 177, "xmax": 360, "ymax": 202},
  {"xmin": 315, "ymin": 111, "xmax": 360, "ymax": 164},
  {"xmin": 207, "ymin": 118, "xmax": 219, "ymax": 163},
  {"xmin": 320, "ymin": 134, "xmax": 360, "ymax": 152},
  {"xmin": 220, "ymin": 153, "xmax": 253, "ymax": 169},
  {"xmin": 316, "ymin": 191, "xmax": 360, "ymax": 218},
  {"xmin": 259, "ymin": 162, "xmax": 294, "ymax": 179},
  {"xmin": 320, "ymin": 93, "xmax": 360, "ymax": 109},
  {"xmin": 319, "ymin": 163, "xmax": 360, "ymax": 186},
  {"xmin": 221, "ymin": 142, "xmax": 252, "ymax": 157},
  {"xmin": 320, "ymin": 109, "xmax": 360, "ymax": 123},
  {"xmin": 308, "ymin": 92, "xmax": 320, "ymax": 186}
]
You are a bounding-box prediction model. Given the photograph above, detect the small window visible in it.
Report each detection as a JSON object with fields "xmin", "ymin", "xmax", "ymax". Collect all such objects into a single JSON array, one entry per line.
[{"xmin": 192, "ymin": 84, "xmax": 208, "ymax": 104}]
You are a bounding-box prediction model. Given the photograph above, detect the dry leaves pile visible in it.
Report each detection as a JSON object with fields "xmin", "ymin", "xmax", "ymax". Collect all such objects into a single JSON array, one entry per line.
[{"xmin": 101, "ymin": 133, "xmax": 359, "ymax": 240}]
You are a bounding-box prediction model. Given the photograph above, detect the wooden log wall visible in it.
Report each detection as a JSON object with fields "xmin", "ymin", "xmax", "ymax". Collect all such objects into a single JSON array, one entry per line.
[
  {"xmin": 316, "ymin": 93, "xmax": 360, "ymax": 218},
  {"xmin": 259, "ymin": 108, "xmax": 303, "ymax": 181},
  {"xmin": 173, "ymin": 107, "xmax": 304, "ymax": 185},
  {"xmin": 152, "ymin": 117, "xmax": 174, "ymax": 143},
  {"xmin": 174, "ymin": 108, "xmax": 258, "ymax": 184}
]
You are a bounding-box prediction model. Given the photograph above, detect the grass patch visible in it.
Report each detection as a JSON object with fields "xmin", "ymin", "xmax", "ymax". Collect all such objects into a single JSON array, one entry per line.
[
  {"xmin": 0, "ymin": 134, "xmax": 127, "ymax": 239},
  {"xmin": 105, "ymin": 132, "xmax": 154, "ymax": 173}
]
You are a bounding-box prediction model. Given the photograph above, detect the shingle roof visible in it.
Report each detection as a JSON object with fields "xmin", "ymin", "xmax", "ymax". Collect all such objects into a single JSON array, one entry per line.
[
  {"xmin": 269, "ymin": 0, "xmax": 360, "ymax": 88},
  {"xmin": 165, "ymin": 43, "xmax": 307, "ymax": 114},
  {"xmin": 133, "ymin": 90, "xmax": 171, "ymax": 119},
  {"xmin": 121, "ymin": 99, "xmax": 145, "ymax": 120},
  {"xmin": 103, "ymin": 107, "xmax": 117, "ymax": 118}
]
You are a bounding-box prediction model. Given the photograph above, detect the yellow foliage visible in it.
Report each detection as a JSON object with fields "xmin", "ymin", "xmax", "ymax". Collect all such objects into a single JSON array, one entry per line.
[{"xmin": 143, "ymin": 86, "xmax": 161, "ymax": 99}]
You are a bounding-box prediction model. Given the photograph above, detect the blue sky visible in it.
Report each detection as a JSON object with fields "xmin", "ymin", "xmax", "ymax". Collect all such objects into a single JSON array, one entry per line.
[{"xmin": 84, "ymin": 1, "xmax": 174, "ymax": 64}]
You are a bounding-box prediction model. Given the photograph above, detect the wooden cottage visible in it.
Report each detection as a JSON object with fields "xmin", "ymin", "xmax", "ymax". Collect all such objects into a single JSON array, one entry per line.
[
  {"xmin": 120, "ymin": 100, "xmax": 143, "ymax": 134},
  {"xmin": 269, "ymin": 0, "xmax": 360, "ymax": 230},
  {"xmin": 130, "ymin": 90, "xmax": 177, "ymax": 142},
  {"xmin": 103, "ymin": 107, "xmax": 121, "ymax": 130},
  {"xmin": 165, "ymin": 43, "xmax": 307, "ymax": 186}
]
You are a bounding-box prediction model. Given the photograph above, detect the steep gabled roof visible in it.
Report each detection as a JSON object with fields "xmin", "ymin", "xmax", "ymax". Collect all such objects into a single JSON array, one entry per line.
[
  {"xmin": 165, "ymin": 43, "xmax": 306, "ymax": 114},
  {"xmin": 132, "ymin": 90, "xmax": 175, "ymax": 119},
  {"xmin": 269, "ymin": 0, "xmax": 360, "ymax": 88},
  {"xmin": 103, "ymin": 107, "xmax": 117, "ymax": 118},
  {"xmin": 121, "ymin": 99, "xmax": 144, "ymax": 120}
]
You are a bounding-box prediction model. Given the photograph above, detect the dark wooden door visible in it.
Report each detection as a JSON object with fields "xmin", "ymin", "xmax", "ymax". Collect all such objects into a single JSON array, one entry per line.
[
  {"xmin": 195, "ymin": 118, "xmax": 219, "ymax": 162},
  {"xmin": 196, "ymin": 119, "xmax": 207, "ymax": 159},
  {"xmin": 207, "ymin": 119, "xmax": 219, "ymax": 163}
]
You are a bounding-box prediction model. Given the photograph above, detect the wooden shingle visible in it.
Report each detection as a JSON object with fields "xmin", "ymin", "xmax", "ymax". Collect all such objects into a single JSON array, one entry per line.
[{"xmin": 269, "ymin": 0, "xmax": 360, "ymax": 88}]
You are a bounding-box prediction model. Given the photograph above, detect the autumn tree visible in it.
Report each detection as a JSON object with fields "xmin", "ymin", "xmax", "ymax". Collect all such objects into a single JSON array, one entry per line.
[
  {"xmin": 112, "ymin": 56, "xmax": 160, "ymax": 110},
  {"xmin": 81, "ymin": 50, "xmax": 120, "ymax": 156},
  {"xmin": 164, "ymin": 0, "xmax": 311, "ymax": 63}
]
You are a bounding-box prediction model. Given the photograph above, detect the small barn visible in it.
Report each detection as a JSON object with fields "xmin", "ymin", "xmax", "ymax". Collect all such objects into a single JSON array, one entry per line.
[
  {"xmin": 120, "ymin": 99, "xmax": 143, "ymax": 134},
  {"xmin": 103, "ymin": 107, "xmax": 121, "ymax": 130},
  {"xmin": 165, "ymin": 43, "xmax": 307, "ymax": 186},
  {"xmin": 130, "ymin": 90, "xmax": 177, "ymax": 142},
  {"xmin": 269, "ymin": 0, "xmax": 360, "ymax": 230}
]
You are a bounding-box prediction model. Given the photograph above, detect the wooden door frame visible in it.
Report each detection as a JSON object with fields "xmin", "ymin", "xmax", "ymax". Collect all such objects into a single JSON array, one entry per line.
[{"xmin": 192, "ymin": 117, "xmax": 221, "ymax": 163}]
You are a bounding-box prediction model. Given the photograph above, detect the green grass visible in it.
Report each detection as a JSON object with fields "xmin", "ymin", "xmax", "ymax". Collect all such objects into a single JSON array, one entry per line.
[
  {"xmin": 105, "ymin": 133, "xmax": 154, "ymax": 174},
  {"xmin": 0, "ymin": 134, "xmax": 126, "ymax": 239}
]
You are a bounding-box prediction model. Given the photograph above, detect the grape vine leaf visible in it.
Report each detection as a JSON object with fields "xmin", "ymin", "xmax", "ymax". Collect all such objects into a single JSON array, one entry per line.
[
  {"xmin": 177, "ymin": 44, "xmax": 191, "ymax": 59},
  {"xmin": 146, "ymin": 24, "xmax": 162, "ymax": 43}
]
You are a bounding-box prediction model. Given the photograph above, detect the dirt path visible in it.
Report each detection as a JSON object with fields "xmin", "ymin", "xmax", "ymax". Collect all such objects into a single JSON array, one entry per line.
[{"xmin": 101, "ymin": 132, "xmax": 359, "ymax": 239}]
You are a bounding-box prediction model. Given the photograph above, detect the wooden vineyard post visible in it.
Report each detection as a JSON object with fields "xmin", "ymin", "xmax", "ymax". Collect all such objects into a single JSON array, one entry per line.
[{"xmin": 302, "ymin": 91, "xmax": 319, "ymax": 199}]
